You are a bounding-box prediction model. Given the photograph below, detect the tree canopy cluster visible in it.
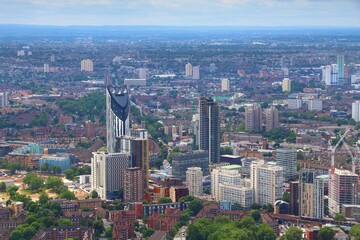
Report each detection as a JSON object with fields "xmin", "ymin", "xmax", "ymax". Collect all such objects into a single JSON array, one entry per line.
[{"xmin": 188, "ymin": 216, "xmax": 276, "ymax": 240}]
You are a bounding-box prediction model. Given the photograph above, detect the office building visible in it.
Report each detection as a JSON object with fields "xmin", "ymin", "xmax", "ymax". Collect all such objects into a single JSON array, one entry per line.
[
  {"xmin": 169, "ymin": 186, "xmax": 189, "ymax": 202},
  {"xmin": 321, "ymin": 66, "xmax": 331, "ymax": 83},
  {"xmin": 172, "ymin": 150, "xmax": 209, "ymax": 181},
  {"xmin": 186, "ymin": 167, "xmax": 203, "ymax": 197},
  {"xmin": 323, "ymin": 64, "xmax": 340, "ymax": 86},
  {"xmin": 328, "ymin": 168, "xmax": 358, "ymax": 215},
  {"xmin": 264, "ymin": 106, "xmax": 279, "ymax": 131},
  {"xmin": 210, "ymin": 63, "xmax": 216, "ymax": 72},
  {"xmin": 299, "ymin": 169, "xmax": 327, "ymax": 218},
  {"xmin": 138, "ymin": 68, "xmax": 147, "ymax": 79},
  {"xmin": 191, "ymin": 113, "xmax": 200, "ymax": 149},
  {"xmin": 308, "ymin": 99, "xmax": 323, "ymax": 111},
  {"xmin": 193, "ymin": 66, "xmax": 200, "ymax": 80},
  {"xmin": 39, "ymin": 154, "xmax": 71, "ymax": 173},
  {"xmin": 50, "ymin": 54, "xmax": 55, "ymax": 62},
  {"xmin": 282, "ymin": 78, "xmax": 291, "ymax": 92},
  {"xmin": 219, "ymin": 183, "xmax": 253, "ymax": 209},
  {"xmin": 337, "ymin": 52, "xmax": 345, "ymax": 85},
  {"xmin": 211, "ymin": 167, "xmax": 242, "ymax": 202},
  {"xmin": 185, "ymin": 63, "xmax": 192, "ymax": 77},
  {"xmin": 199, "ymin": 97, "xmax": 220, "ymax": 164},
  {"xmin": 245, "ymin": 104, "xmax": 262, "ymax": 131},
  {"xmin": 290, "ymin": 181, "xmax": 299, "ymax": 216},
  {"xmin": 221, "ymin": 78, "xmax": 230, "ymax": 92},
  {"xmin": 250, "ymin": 160, "xmax": 283, "ymax": 205},
  {"xmin": 276, "ymin": 148, "xmax": 297, "ymax": 181},
  {"xmin": 80, "ymin": 59, "xmax": 94, "ymax": 72},
  {"xmin": 91, "ymin": 152, "xmax": 131, "ymax": 200},
  {"xmin": 124, "ymin": 167, "xmax": 144, "ymax": 202},
  {"xmin": 0, "ymin": 92, "xmax": 8, "ymax": 107},
  {"xmin": 351, "ymin": 74, "xmax": 360, "ymax": 84},
  {"xmin": 313, "ymin": 175, "xmax": 329, "ymax": 219},
  {"xmin": 106, "ymin": 85, "xmax": 130, "ymax": 153},
  {"xmin": 44, "ymin": 63, "xmax": 50, "ymax": 73},
  {"xmin": 288, "ymin": 94, "xmax": 302, "ymax": 109},
  {"xmin": 124, "ymin": 78, "xmax": 146, "ymax": 86},
  {"xmin": 117, "ymin": 130, "xmax": 149, "ymax": 190},
  {"xmin": 352, "ymin": 101, "xmax": 360, "ymax": 122}
]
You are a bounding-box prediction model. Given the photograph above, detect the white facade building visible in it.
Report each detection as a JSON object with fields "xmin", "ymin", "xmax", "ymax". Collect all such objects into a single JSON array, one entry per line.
[
  {"xmin": 308, "ymin": 99, "xmax": 323, "ymax": 111},
  {"xmin": 250, "ymin": 160, "xmax": 283, "ymax": 205},
  {"xmin": 329, "ymin": 168, "xmax": 358, "ymax": 216},
  {"xmin": 186, "ymin": 167, "xmax": 203, "ymax": 197},
  {"xmin": 313, "ymin": 175, "xmax": 329, "ymax": 219},
  {"xmin": 352, "ymin": 101, "xmax": 360, "ymax": 122},
  {"xmin": 138, "ymin": 68, "xmax": 147, "ymax": 79},
  {"xmin": 124, "ymin": 78, "xmax": 147, "ymax": 86},
  {"xmin": 44, "ymin": 64, "xmax": 50, "ymax": 73},
  {"xmin": 221, "ymin": 78, "xmax": 230, "ymax": 92},
  {"xmin": 211, "ymin": 168, "xmax": 242, "ymax": 201},
  {"xmin": 276, "ymin": 148, "xmax": 297, "ymax": 181},
  {"xmin": 91, "ymin": 152, "xmax": 131, "ymax": 200},
  {"xmin": 0, "ymin": 92, "xmax": 8, "ymax": 108},
  {"xmin": 192, "ymin": 66, "xmax": 200, "ymax": 80},
  {"xmin": 219, "ymin": 183, "xmax": 253, "ymax": 209}
]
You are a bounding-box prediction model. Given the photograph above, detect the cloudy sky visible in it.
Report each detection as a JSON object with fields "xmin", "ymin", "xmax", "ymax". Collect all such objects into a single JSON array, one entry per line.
[{"xmin": 1, "ymin": 0, "xmax": 360, "ymax": 26}]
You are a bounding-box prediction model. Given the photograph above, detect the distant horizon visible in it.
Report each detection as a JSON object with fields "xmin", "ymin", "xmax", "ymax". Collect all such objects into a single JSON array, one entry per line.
[
  {"xmin": 1, "ymin": 0, "xmax": 359, "ymax": 27},
  {"xmin": 1, "ymin": 24, "xmax": 360, "ymax": 28}
]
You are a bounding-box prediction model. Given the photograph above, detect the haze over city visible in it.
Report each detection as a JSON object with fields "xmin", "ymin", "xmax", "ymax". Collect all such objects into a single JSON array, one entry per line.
[
  {"xmin": 1, "ymin": 1, "xmax": 360, "ymax": 240},
  {"xmin": 1, "ymin": 0, "xmax": 360, "ymax": 26}
]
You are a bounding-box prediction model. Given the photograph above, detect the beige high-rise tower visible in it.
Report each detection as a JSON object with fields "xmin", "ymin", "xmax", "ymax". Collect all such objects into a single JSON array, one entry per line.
[
  {"xmin": 186, "ymin": 167, "xmax": 203, "ymax": 196},
  {"xmin": 265, "ymin": 106, "xmax": 279, "ymax": 131},
  {"xmin": 185, "ymin": 63, "xmax": 193, "ymax": 78},
  {"xmin": 282, "ymin": 78, "xmax": 291, "ymax": 92},
  {"xmin": 81, "ymin": 59, "xmax": 94, "ymax": 72},
  {"xmin": 245, "ymin": 104, "xmax": 262, "ymax": 131}
]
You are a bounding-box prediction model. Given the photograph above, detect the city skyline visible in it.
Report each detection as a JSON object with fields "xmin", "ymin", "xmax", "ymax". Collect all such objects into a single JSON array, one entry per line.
[{"xmin": 1, "ymin": 0, "xmax": 360, "ymax": 27}]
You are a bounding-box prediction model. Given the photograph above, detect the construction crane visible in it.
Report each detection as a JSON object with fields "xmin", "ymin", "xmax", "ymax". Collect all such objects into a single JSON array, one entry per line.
[
  {"xmin": 342, "ymin": 139, "xmax": 360, "ymax": 174},
  {"xmin": 328, "ymin": 128, "xmax": 350, "ymax": 175}
]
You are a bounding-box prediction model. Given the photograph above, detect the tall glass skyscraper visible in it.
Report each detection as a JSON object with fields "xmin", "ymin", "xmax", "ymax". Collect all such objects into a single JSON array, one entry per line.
[
  {"xmin": 106, "ymin": 85, "xmax": 130, "ymax": 153},
  {"xmin": 337, "ymin": 52, "xmax": 345, "ymax": 86},
  {"xmin": 199, "ymin": 96, "xmax": 220, "ymax": 163}
]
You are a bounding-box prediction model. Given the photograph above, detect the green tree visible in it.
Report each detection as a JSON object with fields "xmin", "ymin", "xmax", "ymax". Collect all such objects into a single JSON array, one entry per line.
[
  {"xmin": 0, "ymin": 182, "xmax": 6, "ymax": 192},
  {"xmin": 283, "ymin": 192, "xmax": 290, "ymax": 203},
  {"xmin": 158, "ymin": 197, "xmax": 172, "ymax": 203},
  {"xmin": 334, "ymin": 213, "xmax": 346, "ymax": 221},
  {"xmin": 280, "ymin": 226, "xmax": 303, "ymax": 240},
  {"xmin": 220, "ymin": 146, "xmax": 233, "ymax": 155},
  {"xmin": 9, "ymin": 230, "xmax": 23, "ymax": 240},
  {"xmin": 188, "ymin": 199, "xmax": 204, "ymax": 216},
  {"xmin": 30, "ymin": 221, "xmax": 42, "ymax": 230},
  {"xmin": 179, "ymin": 195, "xmax": 195, "ymax": 202},
  {"xmin": 257, "ymin": 223, "xmax": 276, "ymax": 240},
  {"xmin": 317, "ymin": 226, "xmax": 335, "ymax": 240},
  {"xmin": 90, "ymin": 190, "xmax": 99, "ymax": 199},
  {"xmin": 105, "ymin": 226, "xmax": 113, "ymax": 238},
  {"xmin": 23, "ymin": 173, "xmax": 38, "ymax": 185},
  {"xmin": 7, "ymin": 186, "xmax": 19, "ymax": 198},
  {"xmin": 350, "ymin": 225, "xmax": 360, "ymax": 240},
  {"xmin": 93, "ymin": 219, "xmax": 105, "ymax": 237},
  {"xmin": 23, "ymin": 226, "xmax": 36, "ymax": 239},
  {"xmin": 250, "ymin": 210, "xmax": 261, "ymax": 222},
  {"xmin": 39, "ymin": 192, "xmax": 49, "ymax": 205},
  {"xmin": 59, "ymin": 190, "xmax": 76, "ymax": 200},
  {"xmin": 65, "ymin": 168, "xmax": 75, "ymax": 180},
  {"xmin": 29, "ymin": 177, "xmax": 44, "ymax": 191},
  {"xmin": 8, "ymin": 162, "xmax": 22, "ymax": 174},
  {"xmin": 57, "ymin": 218, "xmax": 73, "ymax": 227}
]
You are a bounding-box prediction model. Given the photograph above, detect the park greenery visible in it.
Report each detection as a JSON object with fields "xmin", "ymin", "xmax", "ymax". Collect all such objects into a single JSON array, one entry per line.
[
  {"xmin": 7, "ymin": 176, "xmax": 104, "ymax": 240},
  {"xmin": 56, "ymin": 92, "xmax": 106, "ymax": 122},
  {"xmin": 188, "ymin": 216, "xmax": 276, "ymax": 240}
]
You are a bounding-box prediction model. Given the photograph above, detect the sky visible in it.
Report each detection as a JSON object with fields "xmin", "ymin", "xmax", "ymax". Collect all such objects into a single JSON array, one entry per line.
[{"xmin": 1, "ymin": 0, "xmax": 360, "ymax": 27}]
